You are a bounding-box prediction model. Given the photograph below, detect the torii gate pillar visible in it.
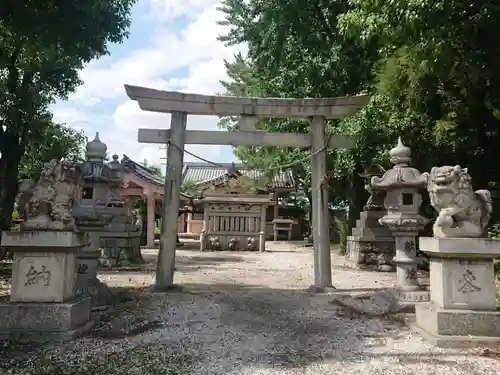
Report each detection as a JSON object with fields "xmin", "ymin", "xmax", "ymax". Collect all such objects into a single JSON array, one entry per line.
[{"xmin": 310, "ymin": 116, "xmax": 333, "ymax": 290}]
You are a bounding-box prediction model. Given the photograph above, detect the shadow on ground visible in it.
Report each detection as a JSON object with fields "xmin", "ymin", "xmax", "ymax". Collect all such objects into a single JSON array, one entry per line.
[
  {"xmin": 85, "ymin": 283, "xmax": 485, "ymax": 370},
  {"xmin": 0, "ymin": 282, "xmax": 495, "ymax": 374}
]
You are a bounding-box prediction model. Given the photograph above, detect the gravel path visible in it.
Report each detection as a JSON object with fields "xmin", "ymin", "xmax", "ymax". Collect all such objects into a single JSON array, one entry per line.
[{"xmin": 1, "ymin": 242, "xmax": 499, "ymax": 375}]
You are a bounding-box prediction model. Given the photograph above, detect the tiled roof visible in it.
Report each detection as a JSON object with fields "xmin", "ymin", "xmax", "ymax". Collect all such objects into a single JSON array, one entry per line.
[
  {"xmin": 122, "ymin": 155, "xmax": 164, "ymax": 187},
  {"xmin": 121, "ymin": 155, "xmax": 192, "ymax": 198},
  {"xmin": 182, "ymin": 162, "xmax": 295, "ymax": 190}
]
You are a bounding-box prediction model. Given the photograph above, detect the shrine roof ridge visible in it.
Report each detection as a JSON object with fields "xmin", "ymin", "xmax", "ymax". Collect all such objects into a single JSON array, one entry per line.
[
  {"xmin": 121, "ymin": 155, "xmax": 192, "ymax": 198},
  {"xmin": 181, "ymin": 162, "xmax": 295, "ymax": 190}
]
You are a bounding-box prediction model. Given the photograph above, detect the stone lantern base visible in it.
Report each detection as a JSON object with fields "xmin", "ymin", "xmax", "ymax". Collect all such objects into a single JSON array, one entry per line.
[
  {"xmin": 346, "ymin": 210, "xmax": 395, "ymax": 271},
  {"xmin": 0, "ymin": 231, "xmax": 93, "ymax": 341},
  {"xmin": 100, "ymin": 229, "xmax": 142, "ymax": 268},
  {"xmin": 410, "ymin": 237, "xmax": 500, "ymax": 347}
]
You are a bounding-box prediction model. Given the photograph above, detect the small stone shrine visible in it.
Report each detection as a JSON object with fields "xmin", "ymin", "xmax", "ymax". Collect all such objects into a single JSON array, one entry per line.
[
  {"xmin": 99, "ymin": 154, "xmax": 142, "ymax": 267},
  {"xmin": 198, "ymin": 168, "xmax": 270, "ymax": 251},
  {"xmin": 411, "ymin": 165, "xmax": 500, "ymax": 346},
  {"xmin": 346, "ymin": 162, "xmax": 395, "ymax": 271},
  {"xmin": 371, "ymin": 138, "xmax": 429, "ymax": 304},
  {"xmin": 0, "ymin": 159, "xmax": 93, "ymax": 341},
  {"xmin": 72, "ymin": 133, "xmax": 123, "ymax": 305}
]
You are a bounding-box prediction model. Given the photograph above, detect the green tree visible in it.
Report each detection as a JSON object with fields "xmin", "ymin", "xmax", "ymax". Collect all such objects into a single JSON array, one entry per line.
[
  {"xmin": 338, "ymin": 0, "xmax": 500, "ymax": 214},
  {"xmin": 180, "ymin": 179, "xmax": 200, "ymax": 198},
  {"xmin": 19, "ymin": 121, "xmax": 86, "ymax": 180},
  {"xmin": 0, "ymin": 0, "xmax": 136, "ymax": 230}
]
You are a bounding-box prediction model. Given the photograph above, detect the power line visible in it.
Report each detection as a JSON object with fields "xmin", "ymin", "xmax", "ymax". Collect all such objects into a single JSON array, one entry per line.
[{"xmin": 165, "ymin": 132, "xmax": 333, "ymax": 172}]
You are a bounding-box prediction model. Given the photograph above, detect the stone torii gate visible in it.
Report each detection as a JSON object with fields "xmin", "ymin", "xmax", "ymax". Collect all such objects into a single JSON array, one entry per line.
[{"xmin": 124, "ymin": 84, "xmax": 369, "ymax": 291}]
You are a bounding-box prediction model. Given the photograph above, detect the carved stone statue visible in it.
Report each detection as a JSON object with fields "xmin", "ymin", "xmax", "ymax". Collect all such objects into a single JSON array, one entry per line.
[
  {"xmin": 422, "ymin": 165, "xmax": 492, "ymax": 238},
  {"xmin": 247, "ymin": 237, "xmax": 258, "ymax": 251},
  {"xmin": 228, "ymin": 238, "xmax": 238, "ymax": 250},
  {"xmin": 18, "ymin": 159, "xmax": 81, "ymax": 231},
  {"xmin": 208, "ymin": 236, "xmax": 221, "ymax": 251}
]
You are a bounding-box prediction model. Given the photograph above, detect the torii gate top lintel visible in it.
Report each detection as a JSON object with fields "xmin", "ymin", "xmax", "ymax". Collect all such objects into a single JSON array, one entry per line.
[{"xmin": 124, "ymin": 84, "xmax": 370, "ymax": 119}]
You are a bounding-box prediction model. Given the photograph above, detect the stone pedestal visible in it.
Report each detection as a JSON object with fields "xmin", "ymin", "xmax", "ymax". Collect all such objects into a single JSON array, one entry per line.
[
  {"xmin": 76, "ymin": 232, "xmax": 113, "ymax": 307},
  {"xmin": 346, "ymin": 211, "xmax": 395, "ymax": 271},
  {"xmin": 76, "ymin": 233, "xmax": 99, "ymax": 290},
  {"xmin": 100, "ymin": 230, "xmax": 142, "ymax": 268},
  {"xmin": 392, "ymin": 233, "xmax": 429, "ymax": 304},
  {"xmin": 0, "ymin": 231, "xmax": 93, "ymax": 341},
  {"xmin": 411, "ymin": 237, "xmax": 500, "ymax": 347}
]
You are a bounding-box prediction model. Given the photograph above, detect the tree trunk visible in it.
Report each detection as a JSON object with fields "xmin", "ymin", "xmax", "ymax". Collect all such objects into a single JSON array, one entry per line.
[{"xmin": 0, "ymin": 152, "xmax": 23, "ymax": 232}]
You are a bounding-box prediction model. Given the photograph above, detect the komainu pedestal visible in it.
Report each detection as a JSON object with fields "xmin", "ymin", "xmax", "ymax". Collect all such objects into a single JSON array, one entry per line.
[
  {"xmin": 0, "ymin": 231, "xmax": 93, "ymax": 341},
  {"xmin": 411, "ymin": 166, "xmax": 500, "ymax": 347},
  {"xmin": 412, "ymin": 237, "xmax": 500, "ymax": 347}
]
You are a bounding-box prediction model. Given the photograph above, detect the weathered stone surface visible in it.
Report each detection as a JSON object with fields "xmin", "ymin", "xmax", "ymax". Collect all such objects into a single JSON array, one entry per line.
[
  {"xmin": 345, "ymin": 236, "xmax": 395, "ymax": 271},
  {"xmin": 420, "ymin": 237, "xmax": 500, "ymax": 310},
  {"xmin": 422, "ymin": 165, "xmax": 492, "ymax": 238},
  {"xmin": 17, "ymin": 159, "xmax": 82, "ymax": 231},
  {"xmin": 100, "ymin": 232, "xmax": 142, "ymax": 267},
  {"xmin": 410, "ymin": 302, "xmax": 500, "ymax": 347},
  {"xmin": 331, "ymin": 288, "xmax": 403, "ymax": 316},
  {"xmin": 0, "ymin": 296, "xmax": 93, "ymax": 341},
  {"xmin": 413, "ymin": 236, "xmax": 500, "ymax": 346},
  {"xmin": 3, "ymin": 231, "xmax": 86, "ymax": 303},
  {"xmin": 76, "ymin": 250, "xmax": 101, "ymax": 291},
  {"xmin": 2, "ymin": 230, "xmax": 86, "ymax": 249},
  {"xmin": 415, "ymin": 302, "xmax": 500, "ymax": 337},
  {"xmin": 346, "ymin": 208, "xmax": 395, "ymax": 271},
  {"xmin": 11, "ymin": 252, "xmax": 77, "ymax": 303}
]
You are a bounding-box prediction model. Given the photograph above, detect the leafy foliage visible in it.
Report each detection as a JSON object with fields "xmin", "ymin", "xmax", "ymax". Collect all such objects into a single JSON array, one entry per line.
[
  {"xmin": 19, "ymin": 122, "xmax": 86, "ymax": 180},
  {"xmin": 180, "ymin": 179, "xmax": 202, "ymax": 198}
]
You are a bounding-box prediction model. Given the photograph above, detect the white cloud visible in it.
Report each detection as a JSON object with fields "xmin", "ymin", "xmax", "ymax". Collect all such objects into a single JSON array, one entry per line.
[
  {"xmin": 52, "ymin": 0, "xmax": 246, "ymax": 168},
  {"xmin": 148, "ymin": 0, "xmax": 216, "ymax": 21},
  {"xmin": 104, "ymin": 100, "xmax": 225, "ymax": 168}
]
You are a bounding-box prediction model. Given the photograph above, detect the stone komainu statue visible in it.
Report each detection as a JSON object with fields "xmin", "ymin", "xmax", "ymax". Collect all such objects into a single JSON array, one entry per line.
[
  {"xmin": 17, "ymin": 159, "xmax": 81, "ymax": 230},
  {"xmin": 422, "ymin": 165, "xmax": 492, "ymax": 238}
]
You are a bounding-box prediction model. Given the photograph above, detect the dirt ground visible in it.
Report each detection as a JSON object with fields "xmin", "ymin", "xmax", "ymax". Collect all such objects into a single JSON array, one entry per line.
[{"xmin": 1, "ymin": 242, "xmax": 500, "ymax": 375}]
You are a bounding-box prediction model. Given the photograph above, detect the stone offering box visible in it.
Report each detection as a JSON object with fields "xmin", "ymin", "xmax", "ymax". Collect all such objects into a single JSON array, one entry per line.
[
  {"xmin": 412, "ymin": 237, "xmax": 500, "ymax": 347},
  {"xmin": 0, "ymin": 231, "xmax": 93, "ymax": 341}
]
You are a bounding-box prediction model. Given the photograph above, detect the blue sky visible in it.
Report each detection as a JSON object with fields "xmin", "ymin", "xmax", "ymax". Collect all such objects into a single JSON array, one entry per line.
[{"xmin": 51, "ymin": 0, "xmax": 244, "ymax": 170}]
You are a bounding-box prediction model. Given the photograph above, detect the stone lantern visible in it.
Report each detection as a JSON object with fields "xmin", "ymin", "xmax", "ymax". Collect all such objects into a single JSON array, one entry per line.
[
  {"xmin": 99, "ymin": 155, "xmax": 142, "ymax": 268},
  {"xmin": 72, "ymin": 132, "xmax": 122, "ymax": 305},
  {"xmin": 346, "ymin": 160, "xmax": 395, "ymax": 271},
  {"xmin": 371, "ymin": 137, "xmax": 429, "ymax": 304}
]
